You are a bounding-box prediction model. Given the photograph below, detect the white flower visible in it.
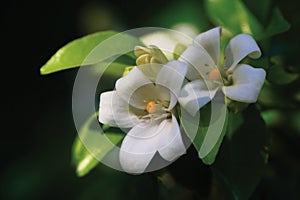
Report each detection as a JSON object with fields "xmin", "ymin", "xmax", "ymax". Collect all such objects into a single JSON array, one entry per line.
[
  {"xmin": 98, "ymin": 61, "xmax": 187, "ymax": 174},
  {"xmin": 134, "ymin": 45, "xmax": 168, "ymax": 66},
  {"xmin": 178, "ymin": 27, "xmax": 266, "ymax": 116}
]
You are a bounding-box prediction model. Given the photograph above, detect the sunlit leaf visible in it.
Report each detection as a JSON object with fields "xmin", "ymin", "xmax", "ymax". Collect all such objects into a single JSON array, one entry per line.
[
  {"xmin": 40, "ymin": 31, "xmax": 142, "ymax": 74},
  {"xmin": 212, "ymin": 106, "xmax": 269, "ymax": 199},
  {"xmin": 72, "ymin": 114, "xmax": 124, "ymax": 177},
  {"xmin": 205, "ymin": 0, "xmax": 263, "ymax": 38}
]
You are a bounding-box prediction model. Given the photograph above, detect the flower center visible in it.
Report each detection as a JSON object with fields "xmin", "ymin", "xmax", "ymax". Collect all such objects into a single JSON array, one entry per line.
[
  {"xmin": 141, "ymin": 100, "xmax": 171, "ymax": 121},
  {"xmin": 146, "ymin": 101, "xmax": 157, "ymax": 113},
  {"xmin": 203, "ymin": 68, "xmax": 233, "ymax": 86},
  {"xmin": 208, "ymin": 68, "xmax": 221, "ymax": 81}
]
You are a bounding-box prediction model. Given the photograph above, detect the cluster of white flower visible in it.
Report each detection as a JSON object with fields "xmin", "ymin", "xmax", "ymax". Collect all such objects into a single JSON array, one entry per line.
[{"xmin": 98, "ymin": 27, "xmax": 266, "ymax": 174}]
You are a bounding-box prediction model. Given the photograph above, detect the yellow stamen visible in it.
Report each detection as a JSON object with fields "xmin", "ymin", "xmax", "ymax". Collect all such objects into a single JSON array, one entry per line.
[
  {"xmin": 146, "ymin": 101, "xmax": 156, "ymax": 113},
  {"xmin": 122, "ymin": 66, "xmax": 134, "ymax": 76}
]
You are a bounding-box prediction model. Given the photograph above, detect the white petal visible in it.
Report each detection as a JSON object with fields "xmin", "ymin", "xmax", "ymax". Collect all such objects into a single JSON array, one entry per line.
[
  {"xmin": 119, "ymin": 83, "xmax": 171, "ymax": 111},
  {"xmin": 178, "ymin": 79, "xmax": 218, "ymax": 116},
  {"xmin": 193, "ymin": 27, "xmax": 221, "ymax": 65},
  {"xmin": 116, "ymin": 67, "xmax": 153, "ymax": 109},
  {"xmin": 98, "ymin": 91, "xmax": 140, "ymax": 128},
  {"xmin": 119, "ymin": 120, "xmax": 162, "ymax": 174},
  {"xmin": 157, "ymin": 116, "xmax": 186, "ymax": 161},
  {"xmin": 199, "ymin": 99, "xmax": 228, "ymax": 158},
  {"xmin": 156, "ymin": 60, "xmax": 188, "ymax": 109},
  {"xmin": 179, "ymin": 108, "xmax": 200, "ymax": 141},
  {"xmin": 140, "ymin": 30, "xmax": 194, "ymax": 60},
  {"xmin": 224, "ymin": 34, "xmax": 261, "ymax": 72},
  {"xmin": 119, "ymin": 116, "xmax": 186, "ymax": 173},
  {"xmin": 178, "ymin": 45, "xmax": 216, "ymax": 80},
  {"xmin": 137, "ymin": 63, "xmax": 161, "ymax": 82},
  {"xmin": 222, "ymin": 64, "xmax": 266, "ymax": 103},
  {"xmin": 119, "ymin": 149, "xmax": 155, "ymax": 174}
]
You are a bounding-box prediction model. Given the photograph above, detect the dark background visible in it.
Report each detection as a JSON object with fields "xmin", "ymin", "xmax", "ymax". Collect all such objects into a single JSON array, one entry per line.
[
  {"xmin": 1, "ymin": 0, "xmax": 299, "ymax": 199},
  {"xmin": 1, "ymin": 0, "xmax": 200, "ymax": 199}
]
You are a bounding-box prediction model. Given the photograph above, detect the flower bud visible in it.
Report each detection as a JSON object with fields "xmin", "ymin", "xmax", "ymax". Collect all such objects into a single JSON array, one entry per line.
[{"xmin": 134, "ymin": 45, "xmax": 168, "ymax": 66}]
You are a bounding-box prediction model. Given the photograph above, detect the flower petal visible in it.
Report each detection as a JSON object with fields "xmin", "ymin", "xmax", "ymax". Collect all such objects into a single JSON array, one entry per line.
[
  {"xmin": 128, "ymin": 84, "xmax": 164, "ymax": 110},
  {"xmin": 140, "ymin": 29, "xmax": 194, "ymax": 60},
  {"xmin": 98, "ymin": 91, "xmax": 140, "ymax": 128},
  {"xmin": 116, "ymin": 67, "xmax": 153, "ymax": 109},
  {"xmin": 157, "ymin": 116, "xmax": 186, "ymax": 161},
  {"xmin": 137, "ymin": 63, "xmax": 162, "ymax": 82},
  {"xmin": 178, "ymin": 79, "xmax": 218, "ymax": 116},
  {"xmin": 193, "ymin": 27, "xmax": 221, "ymax": 65},
  {"xmin": 156, "ymin": 60, "xmax": 187, "ymax": 109},
  {"xmin": 224, "ymin": 34, "xmax": 261, "ymax": 72},
  {"xmin": 178, "ymin": 44, "xmax": 216, "ymax": 80},
  {"xmin": 222, "ymin": 64, "xmax": 266, "ymax": 103},
  {"xmin": 119, "ymin": 120, "xmax": 162, "ymax": 174}
]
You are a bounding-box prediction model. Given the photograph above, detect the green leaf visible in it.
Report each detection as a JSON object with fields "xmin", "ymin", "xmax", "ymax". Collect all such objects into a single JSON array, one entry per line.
[
  {"xmin": 180, "ymin": 98, "xmax": 228, "ymax": 165},
  {"xmin": 226, "ymin": 111, "xmax": 244, "ymax": 139},
  {"xmin": 243, "ymin": 0, "xmax": 271, "ymax": 25},
  {"xmin": 202, "ymin": 111, "xmax": 242, "ymax": 165},
  {"xmin": 72, "ymin": 114, "xmax": 124, "ymax": 177},
  {"xmin": 72, "ymin": 136, "xmax": 99, "ymax": 177},
  {"xmin": 205, "ymin": 0, "xmax": 263, "ymax": 38},
  {"xmin": 263, "ymin": 7, "xmax": 290, "ymax": 38},
  {"xmin": 201, "ymin": 114, "xmax": 228, "ymax": 165},
  {"xmin": 90, "ymin": 55, "xmax": 135, "ymax": 77},
  {"xmin": 212, "ymin": 106, "xmax": 269, "ymax": 199},
  {"xmin": 261, "ymin": 109, "xmax": 283, "ymax": 127},
  {"xmin": 267, "ymin": 56, "xmax": 299, "ymax": 85},
  {"xmin": 40, "ymin": 31, "xmax": 142, "ymax": 74}
]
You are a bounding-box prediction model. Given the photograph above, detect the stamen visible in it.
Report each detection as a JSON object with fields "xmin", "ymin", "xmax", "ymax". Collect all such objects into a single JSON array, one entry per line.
[
  {"xmin": 146, "ymin": 101, "xmax": 157, "ymax": 113},
  {"xmin": 141, "ymin": 99, "xmax": 171, "ymax": 121},
  {"xmin": 122, "ymin": 66, "xmax": 134, "ymax": 76},
  {"xmin": 197, "ymin": 74, "xmax": 203, "ymax": 79},
  {"xmin": 141, "ymin": 114, "xmax": 151, "ymax": 119},
  {"xmin": 153, "ymin": 113, "xmax": 171, "ymax": 121},
  {"xmin": 208, "ymin": 68, "xmax": 221, "ymax": 81}
]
